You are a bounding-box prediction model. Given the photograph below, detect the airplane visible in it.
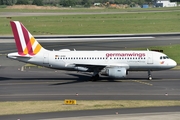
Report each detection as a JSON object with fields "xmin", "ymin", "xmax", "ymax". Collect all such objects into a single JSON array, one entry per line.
[{"xmin": 7, "ymin": 21, "xmax": 177, "ymax": 81}]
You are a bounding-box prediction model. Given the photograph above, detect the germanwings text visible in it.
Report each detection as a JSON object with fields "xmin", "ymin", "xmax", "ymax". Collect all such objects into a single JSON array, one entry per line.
[{"xmin": 106, "ymin": 53, "xmax": 146, "ymax": 58}]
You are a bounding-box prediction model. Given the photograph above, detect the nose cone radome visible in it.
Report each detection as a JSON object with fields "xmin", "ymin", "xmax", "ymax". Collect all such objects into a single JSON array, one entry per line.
[{"xmin": 169, "ymin": 59, "xmax": 177, "ymax": 68}]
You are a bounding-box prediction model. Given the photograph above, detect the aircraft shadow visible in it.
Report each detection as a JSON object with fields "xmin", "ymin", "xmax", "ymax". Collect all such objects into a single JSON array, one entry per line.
[{"xmin": 0, "ymin": 74, "xmax": 162, "ymax": 86}]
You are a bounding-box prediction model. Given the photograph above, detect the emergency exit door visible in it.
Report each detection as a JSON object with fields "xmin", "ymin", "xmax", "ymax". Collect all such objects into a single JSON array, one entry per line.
[{"xmin": 147, "ymin": 53, "xmax": 153, "ymax": 64}]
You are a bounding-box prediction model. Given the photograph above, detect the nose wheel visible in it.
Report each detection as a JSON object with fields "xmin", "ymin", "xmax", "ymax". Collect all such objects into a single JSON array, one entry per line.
[{"xmin": 148, "ymin": 70, "xmax": 152, "ymax": 80}]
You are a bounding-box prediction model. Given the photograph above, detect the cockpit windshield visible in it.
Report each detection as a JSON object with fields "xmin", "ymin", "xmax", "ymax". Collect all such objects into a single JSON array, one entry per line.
[{"xmin": 160, "ymin": 56, "xmax": 169, "ymax": 59}]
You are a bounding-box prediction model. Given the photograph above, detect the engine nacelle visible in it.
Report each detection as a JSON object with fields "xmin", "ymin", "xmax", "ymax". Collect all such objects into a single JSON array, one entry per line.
[
  {"xmin": 74, "ymin": 66, "xmax": 88, "ymax": 71},
  {"xmin": 101, "ymin": 67, "xmax": 127, "ymax": 78}
]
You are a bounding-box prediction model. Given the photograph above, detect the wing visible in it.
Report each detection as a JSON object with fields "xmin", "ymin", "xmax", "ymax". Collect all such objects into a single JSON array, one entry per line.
[{"xmin": 74, "ymin": 63, "xmax": 129, "ymax": 72}]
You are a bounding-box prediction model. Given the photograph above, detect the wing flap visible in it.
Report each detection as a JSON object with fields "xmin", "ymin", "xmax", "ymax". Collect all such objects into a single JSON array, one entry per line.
[{"xmin": 74, "ymin": 63, "xmax": 129, "ymax": 70}]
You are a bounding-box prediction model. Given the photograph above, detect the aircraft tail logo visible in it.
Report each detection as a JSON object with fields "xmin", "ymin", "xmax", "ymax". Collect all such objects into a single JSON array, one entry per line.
[{"xmin": 10, "ymin": 21, "xmax": 42, "ymax": 56}]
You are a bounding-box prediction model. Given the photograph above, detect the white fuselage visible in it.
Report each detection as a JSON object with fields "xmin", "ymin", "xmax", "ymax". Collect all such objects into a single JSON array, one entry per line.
[{"xmin": 8, "ymin": 49, "xmax": 177, "ymax": 72}]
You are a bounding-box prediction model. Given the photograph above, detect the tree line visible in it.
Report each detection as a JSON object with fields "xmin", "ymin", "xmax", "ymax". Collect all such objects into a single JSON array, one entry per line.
[{"xmin": 0, "ymin": 0, "xmax": 179, "ymax": 7}]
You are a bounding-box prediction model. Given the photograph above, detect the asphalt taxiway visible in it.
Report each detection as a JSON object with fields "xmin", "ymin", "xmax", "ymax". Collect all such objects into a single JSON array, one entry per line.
[
  {"xmin": 1, "ymin": 107, "xmax": 180, "ymax": 120},
  {"xmin": 0, "ymin": 66, "xmax": 180, "ymax": 101},
  {"xmin": 1, "ymin": 34, "xmax": 180, "ymax": 55},
  {"xmin": 0, "ymin": 34, "xmax": 180, "ymax": 120}
]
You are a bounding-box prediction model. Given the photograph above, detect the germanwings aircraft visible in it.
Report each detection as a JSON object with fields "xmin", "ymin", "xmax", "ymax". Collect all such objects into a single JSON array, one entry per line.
[{"xmin": 7, "ymin": 21, "xmax": 177, "ymax": 80}]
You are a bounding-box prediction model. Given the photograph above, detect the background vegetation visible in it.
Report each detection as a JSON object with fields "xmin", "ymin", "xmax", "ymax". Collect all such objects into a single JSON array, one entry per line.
[{"xmin": 1, "ymin": 0, "xmax": 179, "ymax": 7}]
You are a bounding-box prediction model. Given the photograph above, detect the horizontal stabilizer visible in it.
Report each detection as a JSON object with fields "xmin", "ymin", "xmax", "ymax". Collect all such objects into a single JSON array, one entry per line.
[{"xmin": 7, "ymin": 52, "xmax": 32, "ymax": 59}]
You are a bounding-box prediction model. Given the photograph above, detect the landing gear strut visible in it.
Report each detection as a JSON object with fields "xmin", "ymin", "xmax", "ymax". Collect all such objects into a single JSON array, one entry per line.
[
  {"xmin": 90, "ymin": 70, "xmax": 100, "ymax": 81},
  {"xmin": 148, "ymin": 70, "xmax": 152, "ymax": 80},
  {"xmin": 90, "ymin": 74, "xmax": 99, "ymax": 81}
]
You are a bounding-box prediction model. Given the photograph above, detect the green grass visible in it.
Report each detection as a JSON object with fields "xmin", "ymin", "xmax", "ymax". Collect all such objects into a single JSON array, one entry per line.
[
  {"xmin": 1, "ymin": 100, "xmax": 180, "ymax": 115},
  {"xmin": 0, "ymin": 10, "xmax": 180, "ymax": 35}
]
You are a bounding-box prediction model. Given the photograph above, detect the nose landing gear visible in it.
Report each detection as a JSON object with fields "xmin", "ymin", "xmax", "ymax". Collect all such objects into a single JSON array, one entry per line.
[{"xmin": 148, "ymin": 70, "xmax": 152, "ymax": 80}]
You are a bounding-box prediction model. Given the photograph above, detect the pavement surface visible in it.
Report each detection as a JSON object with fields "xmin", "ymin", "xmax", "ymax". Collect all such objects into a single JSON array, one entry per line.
[
  {"xmin": 1, "ymin": 107, "xmax": 180, "ymax": 120},
  {"xmin": 42, "ymin": 112, "xmax": 180, "ymax": 120},
  {"xmin": 0, "ymin": 34, "xmax": 180, "ymax": 120},
  {"xmin": 41, "ymin": 112, "xmax": 180, "ymax": 120},
  {"xmin": 0, "ymin": 66, "xmax": 180, "ymax": 101},
  {"xmin": 1, "ymin": 34, "xmax": 180, "ymax": 55},
  {"xmin": 1, "ymin": 9, "xmax": 180, "ymax": 17}
]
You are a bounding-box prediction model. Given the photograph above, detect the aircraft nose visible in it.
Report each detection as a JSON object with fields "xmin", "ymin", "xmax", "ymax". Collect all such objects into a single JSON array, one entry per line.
[{"xmin": 169, "ymin": 59, "xmax": 177, "ymax": 68}]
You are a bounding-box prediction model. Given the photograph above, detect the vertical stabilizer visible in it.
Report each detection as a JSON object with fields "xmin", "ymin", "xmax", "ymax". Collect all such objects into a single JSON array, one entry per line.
[{"xmin": 10, "ymin": 21, "xmax": 43, "ymax": 56}]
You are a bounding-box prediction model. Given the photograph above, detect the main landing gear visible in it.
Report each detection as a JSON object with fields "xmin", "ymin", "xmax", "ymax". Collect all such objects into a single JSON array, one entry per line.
[
  {"xmin": 90, "ymin": 74, "xmax": 99, "ymax": 81},
  {"xmin": 148, "ymin": 70, "xmax": 152, "ymax": 80},
  {"xmin": 90, "ymin": 70, "xmax": 100, "ymax": 81}
]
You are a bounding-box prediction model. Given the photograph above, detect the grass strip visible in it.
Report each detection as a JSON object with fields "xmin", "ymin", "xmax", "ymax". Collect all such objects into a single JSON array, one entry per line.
[
  {"xmin": 0, "ymin": 10, "xmax": 180, "ymax": 35},
  {"xmin": 0, "ymin": 100, "xmax": 180, "ymax": 116}
]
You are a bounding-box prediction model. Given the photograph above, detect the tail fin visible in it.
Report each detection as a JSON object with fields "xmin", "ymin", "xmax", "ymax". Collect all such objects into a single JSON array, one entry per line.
[{"xmin": 10, "ymin": 21, "xmax": 42, "ymax": 56}]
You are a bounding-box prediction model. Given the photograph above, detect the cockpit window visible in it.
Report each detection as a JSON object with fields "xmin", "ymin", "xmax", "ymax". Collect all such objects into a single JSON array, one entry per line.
[{"xmin": 160, "ymin": 56, "xmax": 169, "ymax": 59}]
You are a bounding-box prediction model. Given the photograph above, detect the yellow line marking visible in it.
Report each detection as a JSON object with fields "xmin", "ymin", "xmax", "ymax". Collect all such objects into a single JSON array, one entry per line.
[{"xmin": 132, "ymin": 80, "xmax": 153, "ymax": 86}]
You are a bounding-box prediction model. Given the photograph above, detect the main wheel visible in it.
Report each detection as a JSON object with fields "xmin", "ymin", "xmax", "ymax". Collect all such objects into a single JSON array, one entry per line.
[{"xmin": 90, "ymin": 74, "xmax": 99, "ymax": 81}]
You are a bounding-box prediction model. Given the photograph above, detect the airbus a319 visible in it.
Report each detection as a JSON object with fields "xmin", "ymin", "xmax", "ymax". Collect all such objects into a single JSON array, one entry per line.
[{"xmin": 7, "ymin": 21, "xmax": 177, "ymax": 81}]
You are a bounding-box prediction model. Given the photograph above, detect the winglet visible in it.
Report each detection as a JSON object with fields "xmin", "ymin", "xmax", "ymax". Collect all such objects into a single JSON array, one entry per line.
[{"xmin": 10, "ymin": 21, "xmax": 42, "ymax": 56}]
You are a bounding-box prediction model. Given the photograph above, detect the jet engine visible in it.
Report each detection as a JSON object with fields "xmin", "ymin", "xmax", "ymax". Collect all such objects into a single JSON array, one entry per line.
[
  {"xmin": 100, "ymin": 67, "xmax": 127, "ymax": 78},
  {"xmin": 74, "ymin": 66, "xmax": 88, "ymax": 71}
]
